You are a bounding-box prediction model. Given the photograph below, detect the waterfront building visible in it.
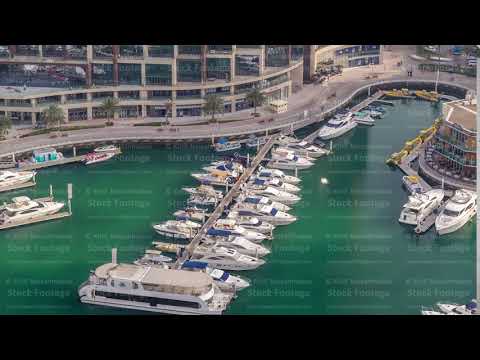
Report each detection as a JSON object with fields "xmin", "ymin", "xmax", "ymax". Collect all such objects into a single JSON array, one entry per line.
[{"xmin": 421, "ymin": 98, "xmax": 477, "ymax": 189}]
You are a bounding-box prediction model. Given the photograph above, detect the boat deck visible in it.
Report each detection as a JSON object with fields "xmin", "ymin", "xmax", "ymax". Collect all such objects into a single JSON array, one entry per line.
[
  {"xmin": 0, "ymin": 180, "xmax": 36, "ymax": 193},
  {"xmin": 414, "ymin": 204, "xmax": 445, "ymax": 235},
  {"xmin": 0, "ymin": 211, "xmax": 71, "ymax": 230}
]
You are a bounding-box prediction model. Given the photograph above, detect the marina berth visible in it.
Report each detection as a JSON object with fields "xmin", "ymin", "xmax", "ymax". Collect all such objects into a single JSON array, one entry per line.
[
  {"xmin": 187, "ymin": 193, "xmax": 221, "ymax": 207},
  {"xmin": 183, "ymin": 185, "xmax": 224, "ymax": 200},
  {"xmin": 78, "ymin": 259, "xmax": 232, "ymax": 314},
  {"xmin": 191, "ymin": 245, "xmax": 266, "ymax": 271},
  {"xmin": 180, "ymin": 260, "xmax": 250, "ymax": 292},
  {"xmin": 203, "ymin": 161, "xmax": 244, "ymax": 177},
  {"xmin": 244, "ymin": 185, "xmax": 301, "ymax": 205},
  {"xmin": 0, "ymin": 195, "xmax": 65, "ymax": 224},
  {"xmin": 275, "ymin": 134, "xmax": 299, "ymax": 146},
  {"xmin": 248, "ymin": 177, "xmax": 301, "ymax": 193},
  {"xmin": 94, "ymin": 145, "xmax": 120, "ymax": 153},
  {"xmin": 210, "ymin": 219, "xmax": 268, "ymax": 242},
  {"xmin": 235, "ymin": 192, "xmax": 291, "ymax": 212},
  {"xmin": 230, "ymin": 203, "xmax": 297, "ymax": 225},
  {"xmin": 245, "ymin": 135, "xmax": 268, "ymax": 148},
  {"xmin": 398, "ymin": 189, "xmax": 445, "ymax": 226},
  {"xmin": 256, "ymin": 166, "xmax": 301, "ymax": 184},
  {"xmin": 152, "ymin": 220, "xmax": 201, "ymax": 239},
  {"xmin": 352, "ymin": 112, "xmax": 375, "ymax": 126},
  {"xmin": 317, "ymin": 113, "xmax": 358, "ymax": 140},
  {"xmin": 192, "ymin": 171, "xmax": 238, "ymax": 187},
  {"xmin": 0, "ymin": 170, "xmax": 36, "ymax": 188},
  {"xmin": 435, "ymin": 189, "xmax": 477, "ymax": 235},
  {"xmin": 267, "ymin": 152, "xmax": 314, "ymax": 170},
  {"xmin": 202, "ymin": 233, "xmax": 270, "ymax": 257},
  {"xmin": 272, "ymin": 147, "xmax": 316, "ymax": 162},
  {"xmin": 279, "ymin": 141, "xmax": 329, "ymax": 158},
  {"xmin": 134, "ymin": 250, "xmax": 172, "ymax": 266},
  {"xmin": 213, "ymin": 138, "xmax": 242, "ymax": 153},
  {"xmin": 174, "ymin": 207, "xmax": 210, "ymax": 222},
  {"xmin": 83, "ymin": 151, "xmax": 116, "ymax": 165},
  {"xmin": 225, "ymin": 211, "xmax": 275, "ymax": 235}
]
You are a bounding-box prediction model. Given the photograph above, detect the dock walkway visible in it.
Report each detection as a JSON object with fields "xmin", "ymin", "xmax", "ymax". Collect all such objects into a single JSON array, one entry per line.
[
  {"xmin": 0, "ymin": 180, "xmax": 36, "ymax": 193},
  {"xmin": 174, "ymin": 135, "xmax": 278, "ymax": 267}
]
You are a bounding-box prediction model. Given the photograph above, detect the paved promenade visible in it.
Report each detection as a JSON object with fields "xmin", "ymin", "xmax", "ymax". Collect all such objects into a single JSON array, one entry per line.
[{"xmin": 0, "ymin": 46, "xmax": 475, "ymax": 158}]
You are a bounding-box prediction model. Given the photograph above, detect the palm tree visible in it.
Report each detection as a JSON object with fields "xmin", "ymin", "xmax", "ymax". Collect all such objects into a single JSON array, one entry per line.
[
  {"xmin": 203, "ymin": 94, "xmax": 224, "ymax": 123},
  {"xmin": 100, "ymin": 97, "xmax": 120, "ymax": 125},
  {"xmin": 0, "ymin": 113, "xmax": 12, "ymax": 138},
  {"xmin": 246, "ymin": 88, "xmax": 265, "ymax": 116},
  {"xmin": 43, "ymin": 104, "xmax": 65, "ymax": 131},
  {"xmin": 164, "ymin": 98, "xmax": 173, "ymax": 126}
]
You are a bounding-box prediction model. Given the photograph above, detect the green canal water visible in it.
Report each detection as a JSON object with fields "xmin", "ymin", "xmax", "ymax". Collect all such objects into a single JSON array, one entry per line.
[{"xmin": 0, "ymin": 99, "xmax": 475, "ymax": 315}]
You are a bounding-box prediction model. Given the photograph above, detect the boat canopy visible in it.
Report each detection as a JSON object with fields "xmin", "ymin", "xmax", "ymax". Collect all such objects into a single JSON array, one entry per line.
[
  {"xmin": 182, "ymin": 260, "xmax": 208, "ymax": 270},
  {"xmin": 254, "ymin": 179, "xmax": 266, "ymax": 185},
  {"xmin": 245, "ymin": 197, "xmax": 261, "ymax": 204},
  {"xmin": 217, "ymin": 137, "xmax": 228, "ymax": 144},
  {"xmin": 207, "ymin": 228, "xmax": 232, "ymax": 237},
  {"xmin": 466, "ymin": 301, "xmax": 477, "ymax": 310}
]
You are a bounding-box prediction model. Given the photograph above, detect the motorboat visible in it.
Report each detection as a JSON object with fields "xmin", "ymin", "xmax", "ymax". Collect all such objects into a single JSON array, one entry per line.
[
  {"xmin": 352, "ymin": 112, "xmax": 375, "ymax": 126},
  {"xmin": 79, "ymin": 251, "xmax": 232, "ymax": 314},
  {"xmin": 318, "ymin": 113, "xmax": 357, "ymax": 140},
  {"xmin": 245, "ymin": 135, "xmax": 268, "ymax": 149},
  {"xmin": 192, "ymin": 171, "xmax": 238, "ymax": 187},
  {"xmin": 182, "ymin": 185, "xmax": 223, "ymax": 200},
  {"xmin": 134, "ymin": 250, "xmax": 172, "ymax": 266},
  {"xmin": 208, "ymin": 160, "xmax": 244, "ymax": 174},
  {"xmin": 173, "ymin": 207, "xmax": 210, "ymax": 222},
  {"xmin": 402, "ymin": 176, "xmax": 425, "ymax": 194},
  {"xmin": 244, "ymin": 185, "xmax": 301, "ymax": 205},
  {"xmin": 203, "ymin": 162, "xmax": 244, "ymax": 177},
  {"xmin": 152, "ymin": 220, "xmax": 201, "ymax": 239},
  {"xmin": 202, "ymin": 234, "xmax": 270, "ymax": 257},
  {"xmin": 230, "ymin": 203, "xmax": 297, "ymax": 225},
  {"xmin": 191, "ymin": 245, "xmax": 266, "ymax": 271},
  {"xmin": 256, "ymin": 166, "xmax": 301, "ymax": 184},
  {"xmin": 275, "ymin": 134, "xmax": 298, "ymax": 146},
  {"xmin": 280, "ymin": 141, "xmax": 329, "ymax": 158},
  {"xmin": 0, "ymin": 170, "xmax": 36, "ymax": 188},
  {"xmin": 225, "ymin": 211, "xmax": 275, "ymax": 235},
  {"xmin": 180, "ymin": 260, "xmax": 250, "ymax": 291},
  {"xmin": 248, "ymin": 177, "xmax": 301, "ymax": 193},
  {"xmin": 267, "ymin": 152, "xmax": 314, "ymax": 170},
  {"xmin": 0, "ymin": 196, "xmax": 65, "ymax": 224},
  {"xmin": 236, "ymin": 192, "xmax": 291, "ymax": 212},
  {"xmin": 187, "ymin": 194, "xmax": 220, "ymax": 207},
  {"xmin": 421, "ymin": 307, "xmax": 445, "ymax": 315},
  {"xmin": 398, "ymin": 189, "xmax": 445, "ymax": 225},
  {"xmin": 211, "ymin": 219, "xmax": 268, "ymax": 242},
  {"xmin": 272, "ymin": 147, "xmax": 315, "ymax": 162},
  {"xmin": 94, "ymin": 145, "xmax": 119, "ymax": 153},
  {"xmin": 435, "ymin": 189, "xmax": 477, "ymax": 235},
  {"xmin": 83, "ymin": 151, "xmax": 116, "ymax": 165},
  {"xmin": 213, "ymin": 138, "xmax": 242, "ymax": 153}
]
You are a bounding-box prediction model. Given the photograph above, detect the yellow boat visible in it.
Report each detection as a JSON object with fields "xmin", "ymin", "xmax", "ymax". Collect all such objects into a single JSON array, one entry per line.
[
  {"xmin": 415, "ymin": 90, "xmax": 439, "ymax": 102},
  {"xmin": 384, "ymin": 88, "xmax": 410, "ymax": 98}
]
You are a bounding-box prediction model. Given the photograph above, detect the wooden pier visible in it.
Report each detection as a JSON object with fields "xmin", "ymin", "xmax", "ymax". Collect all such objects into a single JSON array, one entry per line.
[
  {"xmin": 0, "ymin": 180, "xmax": 36, "ymax": 193},
  {"xmin": 174, "ymin": 135, "xmax": 278, "ymax": 267}
]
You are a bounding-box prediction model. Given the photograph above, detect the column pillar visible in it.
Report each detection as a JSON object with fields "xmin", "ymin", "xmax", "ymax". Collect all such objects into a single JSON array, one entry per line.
[
  {"xmin": 85, "ymin": 63, "xmax": 92, "ymax": 88},
  {"xmin": 63, "ymin": 107, "xmax": 69, "ymax": 123},
  {"xmin": 31, "ymin": 112, "xmax": 37, "ymax": 126},
  {"xmin": 288, "ymin": 45, "xmax": 292, "ymax": 65},
  {"xmin": 113, "ymin": 92, "xmax": 119, "ymax": 120},
  {"xmin": 201, "ymin": 45, "xmax": 207, "ymax": 84},
  {"xmin": 259, "ymin": 45, "xmax": 265, "ymax": 76},
  {"xmin": 38, "ymin": 45, "xmax": 43, "ymax": 58},
  {"xmin": 112, "ymin": 45, "xmax": 120, "ymax": 86},
  {"xmin": 141, "ymin": 104, "xmax": 147, "ymax": 118},
  {"xmin": 171, "ymin": 58, "xmax": 177, "ymax": 86},
  {"xmin": 141, "ymin": 62, "xmax": 146, "ymax": 86},
  {"xmin": 143, "ymin": 45, "xmax": 149, "ymax": 58},
  {"xmin": 8, "ymin": 45, "xmax": 16, "ymax": 58}
]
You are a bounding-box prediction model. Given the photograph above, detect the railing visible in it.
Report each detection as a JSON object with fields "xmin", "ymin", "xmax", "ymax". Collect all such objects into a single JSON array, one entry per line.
[
  {"xmin": 434, "ymin": 134, "xmax": 476, "ymax": 153},
  {"xmin": 431, "ymin": 145, "xmax": 476, "ymax": 167}
]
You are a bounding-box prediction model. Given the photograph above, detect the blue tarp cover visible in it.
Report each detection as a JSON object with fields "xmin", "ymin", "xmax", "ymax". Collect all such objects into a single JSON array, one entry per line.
[
  {"xmin": 182, "ymin": 260, "xmax": 208, "ymax": 269},
  {"xmin": 254, "ymin": 179, "xmax": 266, "ymax": 185},
  {"xmin": 207, "ymin": 228, "xmax": 231, "ymax": 237},
  {"xmin": 245, "ymin": 197, "xmax": 261, "ymax": 204}
]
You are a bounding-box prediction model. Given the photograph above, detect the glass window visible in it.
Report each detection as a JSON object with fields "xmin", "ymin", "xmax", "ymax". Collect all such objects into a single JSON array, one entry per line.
[
  {"xmin": 16, "ymin": 45, "xmax": 40, "ymax": 56},
  {"xmin": 205, "ymin": 86, "xmax": 230, "ymax": 96},
  {"xmin": 0, "ymin": 46, "xmax": 10, "ymax": 58},
  {"xmin": 145, "ymin": 64, "xmax": 172, "ymax": 85},
  {"xmin": 265, "ymin": 46, "xmax": 289, "ymax": 67},
  {"xmin": 234, "ymin": 81, "xmax": 260, "ymax": 95},
  {"xmin": 93, "ymin": 45, "xmax": 113, "ymax": 59},
  {"xmin": 235, "ymin": 55, "xmax": 260, "ymax": 76},
  {"xmin": 119, "ymin": 63, "xmax": 141, "ymax": 85},
  {"xmin": 236, "ymin": 45, "xmax": 262, "ymax": 49},
  {"xmin": 68, "ymin": 108, "xmax": 88, "ymax": 121},
  {"xmin": 263, "ymin": 73, "xmax": 288, "ymax": 88},
  {"xmin": 148, "ymin": 90, "xmax": 172, "ymax": 99},
  {"xmin": 92, "ymin": 91, "xmax": 114, "ymax": 100},
  {"xmin": 118, "ymin": 91, "xmax": 140, "ymax": 99},
  {"xmin": 178, "ymin": 45, "xmax": 201, "ymax": 55},
  {"xmin": 43, "ymin": 45, "xmax": 65, "ymax": 58},
  {"xmin": 147, "ymin": 105, "xmax": 167, "ymax": 117},
  {"xmin": 92, "ymin": 64, "xmax": 114, "ymax": 85},
  {"xmin": 148, "ymin": 45, "xmax": 174, "ymax": 58},
  {"xmin": 176, "ymin": 106, "xmax": 202, "ymax": 117},
  {"xmin": 119, "ymin": 105, "xmax": 140, "ymax": 118},
  {"xmin": 119, "ymin": 45, "xmax": 143, "ymax": 58},
  {"xmin": 291, "ymin": 46, "xmax": 304, "ymax": 60},
  {"xmin": 177, "ymin": 59, "xmax": 201, "ymax": 82},
  {"xmin": 207, "ymin": 45, "xmax": 232, "ymax": 54},
  {"xmin": 176, "ymin": 89, "xmax": 201, "ymax": 99},
  {"xmin": 207, "ymin": 58, "xmax": 231, "ymax": 81},
  {"xmin": 0, "ymin": 64, "xmax": 86, "ymax": 88}
]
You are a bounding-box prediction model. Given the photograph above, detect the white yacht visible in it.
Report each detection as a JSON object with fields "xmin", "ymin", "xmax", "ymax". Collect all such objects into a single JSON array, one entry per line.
[
  {"xmin": 203, "ymin": 163, "xmax": 243, "ymax": 177},
  {"xmin": 398, "ymin": 189, "xmax": 445, "ymax": 225},
  {"xmin": 84, "ymin": 152, "xmax": 116, "ymax": 165},
  {"xmin": 180, "ymin": 260, "xmax": 250, "ymax": 291},
  {"xmin": 225, "ymin": 211, "xmax": 275, "ymax": 235},
  {"xmin": 0, "ymin": 170, "xmax": 36, "ymax": 188},
  {"xmin": 245, "ymin": 135, "xmax": 267, "ymax": 148},
  {"xmin": 152, "ymin": 220, "xmax": 201, "ymax": 239},
  {"xmin": 182, "ymin": 185, "xmax": 224, "ymax": 200},
  {"xmin": 202, "ymin": 235, "xmax": 270, "ymax": 257},
  {"xmin": 236, "ymin": 192, "xmax": 291, "ymax": 212},
  {"xmin": 267, "ymin": 152, "xmax": 314, "ymax": 170},
  {"xmin": 248, "ymin": 177, "xmax": 301, "ymax": 193},
  {"xmin": 435, "ymin": 189, "xmax": 477, "ymax": 235},
  {"xmin": 78, "ymin": 251, "xmax": 232, "ymax": 315},
  {"xmin": 0, "ymin": 196, "xmax": 64, "ymax": 224},
  {"xmin": 402, "ymin": 175, "xmax": 425, "ymax": 194},
  {"xmin": 245, "ymin": 185, "xmax": 300, "ymax": 205},
  {"xmin": 213, "ymin": 140, "xmax": 242, "ymax": 153},
  {"xmin": 317, "ymin": 113, "xmax": 357, "ymax": 140},
  {"xmin": 192, "ymin": 245, "xmax": 265, "ymax": 271},
  {"xmin": 94, "ymin": 145, "xmax": 119, "ymax": 153},
  {"xmin": 174, "ymin": 207, "xmax": 210, "ymax": 222},
  {"xmin": 134, "ymin": 250, "xmax": 172, "ymax": 266},
  {"xmin": 352, "ymin": 112, "xmax": 375, "ymax": 126},
  {"xmin": 272, "ymin": 147, "xmax": 315, "ymax": 162},
  {"xmin": 230, "ymin": 203, "xmax": 297, "ymax": 225},
  {"xmin": 210, "ymin": 220, "xmax": 267, "ymax": 242},
  {"xmin": 421, "ymin": 307, "xmax": 445, "ymax": 315},
  {"xmin": 192, "ymin": 172, "xmax": 238, "ymax": 187},
  {"xmin": 281, "ymin": 141, "xmax": 329, "ymax": 158},
  {"xmin": 206, "ymin": 161, "xmax": 244, "ymax": 174},
  {"xmin": 275, "ymin": 134, "xmax": 299, "ymax": 146},
  {"xmin": 256, "ymin": 166, "xmax": 301, "ymax": 185},
  {"xmin": 187, "ymin": 194, "xmax": 220, "ymax": 207}
]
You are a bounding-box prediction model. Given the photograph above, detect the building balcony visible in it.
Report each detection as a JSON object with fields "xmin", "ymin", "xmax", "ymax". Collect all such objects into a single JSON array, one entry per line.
[
  {"xmin": 346, "ymin": 50, "xmax": 381, "ymax": 59},
  {"xmin": 432, "ymin": 145, "xmax": 476, "ymax": 167},
  {"xmin": 434, "ymin": 134, "xmax": 476, "ymax": 153}
]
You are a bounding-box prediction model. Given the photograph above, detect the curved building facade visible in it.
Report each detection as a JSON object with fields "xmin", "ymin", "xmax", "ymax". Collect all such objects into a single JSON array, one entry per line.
[{"xmin": 0, "ymin": 45, "xmax": 305, "ymax": 125}]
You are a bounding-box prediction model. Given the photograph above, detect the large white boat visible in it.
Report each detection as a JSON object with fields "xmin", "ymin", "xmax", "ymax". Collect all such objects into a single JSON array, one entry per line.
[
  {"xmin": 245, "ymin": 185, "xmax": 300, "ymax": 205},
  {"xmin": 78, "ymin": 252, "xmax": 232, "ymax": 315},
  {"xmin": 267, "ymin": 152, "xmax": 314, "ymax": 170},
  {"xmin": 213, "ymin": 138, "xmax": 242, "ymax": 153},
  {"xmin": 0, "ymin": 196, "xmax": 64, "ymax": 224},
  {"xmin": 83, "ymin": 152, "xmax": 116, "ymax": 165},
  {"xmin": 153, "ymin": 220, "xmax": 201, "ymax": 239},
  {"xmin": 402, "ymin": 175, "xmax": 425, "ymax": 194},
  {"xmin": 202, "ymin": 234, "xmax": 270, "ymax": 257},
  {"xmin": 94, "ymin": 145, "xmax": 120, "ymax": 153},
  {"xmin": 248, "ymin": 177, "xmax": 301, "ymax": 193},
  {"xmin": 183, "ymin": 185, "xmax": 223, "ymax": 200},
  {"xmin": 191, "ymin": 245, "xmax": 265, "ymax": 271},
  {"xmin": 180, "ymin": 260, "xmax": 250, "ymax": 291},
  {"xmin": 210, "ymin": 219, "xmax": 268, "ymax": 242},
  {"xmin": 174, "ymin": 207, "xmax": 210, "ymax": 222},
  {"xmin": 192, "ymin": 171, "xmax": 238, "ymax": 187},
  {"xmin": 275, "ymin": 134, "xmax": 299, "ymax": 146},
  {"xmin": 230, "ymin": 203, "xmax": 297, "ymax": 225},
  {"xmin": 317, "ymin": 113, "xmax": 357, "ymax": 140},
  {"xmin": 272, "ymin": 147, "xmax": 315, "ymax": 162},
  {"xmin": 398, "ymin": 189, "xmax": 445, "ymax": 226},
  {"xmin": 435, "ymin": 189, "xmax": 477, "ymax": 235},
  {"xmin": 352, "ymin": 112, "xmax": 375, "ymax": 126},
  {"xmin": 187, "ymin": 194, "xmax": 220, "ymax": 207},
  {"xmin": 245, "ymin": 135, "xmax": 267, "ymax": 149},
  {"xmin": 256, "ymin": 166, "xmax": 301, "ymax": 185},
  {"xmin": 281, "ymin": 141, "xmax": 329, "ymax": 158},
  {"xmin": 134, "ymin": 250, "xmax": 172, "ymax": 266},
  {"xmin": 203, "ymin": 161, "xmax": 244, "ymax": 177},
  {"xmin": 224, "ymin": 211, "xmax": 275, "ymax": 234},
  {"xmin": 236, "ymin": 192, "xmax": 291, "ymax": 212},
  {"xmin": 0, "ymin": 170, "xmax": 36, "ymax": 188}
]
